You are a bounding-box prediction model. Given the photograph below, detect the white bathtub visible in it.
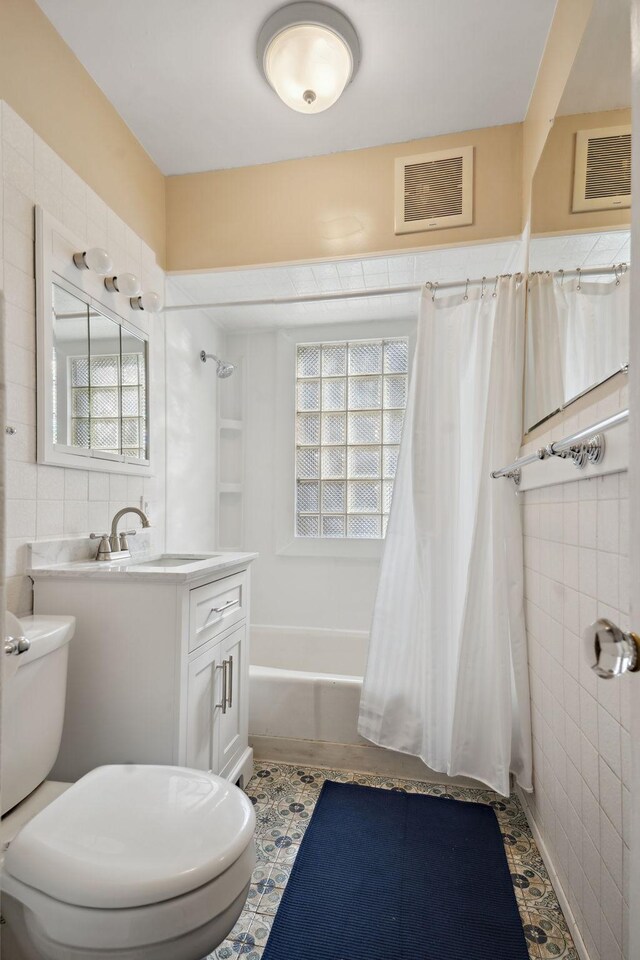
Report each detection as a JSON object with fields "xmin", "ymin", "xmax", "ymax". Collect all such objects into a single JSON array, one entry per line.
[
  {"xmin": 249, "ymin": 626, "xmax": 367, "ymax": 745},
  {"xmin": 249, "ymin": 626, "xmax": 479, "ymax": 784}
]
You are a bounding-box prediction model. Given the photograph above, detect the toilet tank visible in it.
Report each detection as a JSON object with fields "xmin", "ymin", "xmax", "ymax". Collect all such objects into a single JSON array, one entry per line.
[{"xmin": 1, "ymin": 614, "xmax": 75, "ymax": 815}]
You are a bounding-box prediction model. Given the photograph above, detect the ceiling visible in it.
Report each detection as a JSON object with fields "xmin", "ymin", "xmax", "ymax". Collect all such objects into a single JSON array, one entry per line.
[
  {"xmin": 36, "ymin": 0, "xmax": 557, "ymax": 174},
  {"xmin": 167, "ymin": 240, "xmax": 522, "ymax": 331},
  {"xmin": 529, "ymin": 230, "xmax": 630, "ymax": 273},
  {"xmin": 558, "ymin": 0, "xmax": 630, "ymax": 116}
]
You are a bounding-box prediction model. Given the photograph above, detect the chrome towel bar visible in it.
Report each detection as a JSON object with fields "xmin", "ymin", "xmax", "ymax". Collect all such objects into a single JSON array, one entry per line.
[{"xmin": 491, "ymin": 409, "xmax": 629, "ymax": 485}]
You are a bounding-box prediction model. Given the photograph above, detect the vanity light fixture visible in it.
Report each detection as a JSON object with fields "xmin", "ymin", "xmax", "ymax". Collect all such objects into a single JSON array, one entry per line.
[
  {"xmin": 72, "ymin": 247, "xmax": 113, "ymax": 276},
  {"xmin": 130, "ymin": 291, "xmax": 163, "ymax": 313},
  {"xmin": 257, "ymin": 2, "xmax": 360, "ymax": 114},
  {"xmin": 104, "ymin": 273, "xmax": 141, "ymax": 297}
]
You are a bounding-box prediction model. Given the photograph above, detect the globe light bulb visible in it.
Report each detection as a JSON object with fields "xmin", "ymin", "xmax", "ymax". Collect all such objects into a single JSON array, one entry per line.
[
  {"xmin": 73, "ymin": 247, "xmax": 113, "ymax": 276},
  {"xmin": 131, "ymin": 291, "xmax": 162, "ymax": 313},
  {"xmin": 105, "ymin": 273, "xmax": 141, "ymax": 297}
]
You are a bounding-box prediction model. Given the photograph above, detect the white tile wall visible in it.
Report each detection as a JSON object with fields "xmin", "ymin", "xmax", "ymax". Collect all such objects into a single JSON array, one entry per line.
[
  {"xmin": 1, "ymin": 101, "xmax": 165, "ymax": 615},
  {"xmin": 521, "ymin": 458, "xmax": 631, "ymax": 959},
  {"xmin": 167, "ymin": 239, "xmax": 522, "ymax": 332}
]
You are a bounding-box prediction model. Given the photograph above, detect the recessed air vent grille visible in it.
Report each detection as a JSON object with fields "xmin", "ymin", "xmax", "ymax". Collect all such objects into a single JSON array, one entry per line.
[
  {"xmin": 394, "ymin": 146, "xmax": 473, "ymax": 234},
  {"xmin": 572, "ymin": 125, "xmax": 631, "ymax": 213}
]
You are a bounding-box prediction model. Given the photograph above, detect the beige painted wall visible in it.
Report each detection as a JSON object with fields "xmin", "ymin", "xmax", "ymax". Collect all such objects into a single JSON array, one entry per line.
[
  {"xmin": 532, "ymin": 108, "xmax": 631, "ymax": 235},
  {"xmin": 0, "ymin": 0, "xmax": 166, "ymax": 264},
  {"xmin": 166, "ymin": 123, "xmax": 523, "ymax": 272},
  {"xmin": 522, "ymin": 0, "xmax": 594, "ymax": 221}
]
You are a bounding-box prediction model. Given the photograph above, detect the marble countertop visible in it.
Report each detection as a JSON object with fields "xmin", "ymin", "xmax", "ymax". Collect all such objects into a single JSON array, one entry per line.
[{"xmin": 27, "ymin": 549, "xmax": 258, "ymax": 584}]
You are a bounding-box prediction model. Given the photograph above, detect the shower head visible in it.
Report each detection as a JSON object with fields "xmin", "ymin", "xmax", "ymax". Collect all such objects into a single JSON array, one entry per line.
[{"xmin": 200, "ymin": 350, "xmax": 235, "ymax": 378}]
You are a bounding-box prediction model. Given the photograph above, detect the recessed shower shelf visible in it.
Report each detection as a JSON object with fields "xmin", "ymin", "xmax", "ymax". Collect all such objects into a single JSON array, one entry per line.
[
  {"xmin": 219, "ymin": 483, "xmax": 243, "ymax": 494},
  {"xmin": 220, "ymin": 419, "xmax": 243, "ymax": 432}
]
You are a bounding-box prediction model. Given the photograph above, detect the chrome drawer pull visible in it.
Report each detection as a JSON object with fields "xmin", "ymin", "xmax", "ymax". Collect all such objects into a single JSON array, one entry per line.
[
  {"xmin": 205, "ymin": 597, "xmax": 240, "ymax": 625},
  {"xmin": 227, "ymin": 655, "xmax": 233, "ymax": 708},
  {"xmin": 216, "ymin": 660, "xmax": 228, "ymax": 714}
]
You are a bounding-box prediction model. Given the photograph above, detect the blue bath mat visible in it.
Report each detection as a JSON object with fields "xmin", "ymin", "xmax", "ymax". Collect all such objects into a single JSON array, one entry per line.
[{"xmin": 262, "ymin": 780, "xmax": 529, "ymax": 960}]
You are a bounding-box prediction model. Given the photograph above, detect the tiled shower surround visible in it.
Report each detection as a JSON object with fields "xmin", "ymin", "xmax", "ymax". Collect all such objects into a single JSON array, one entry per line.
[
  {"xmin": 521, "ymin": 469, "xmax": 631, "ymax": 960},
  {"xmin": 0, "ymin": 101, "xmax": 165, "ymax": 615}
]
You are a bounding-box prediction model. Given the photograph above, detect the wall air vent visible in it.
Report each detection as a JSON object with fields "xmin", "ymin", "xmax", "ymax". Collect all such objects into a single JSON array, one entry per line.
[
  {"xmin": 572, "ymin": 125, "xmax": 631, "ymax": 213},
  {"xmin": 394, "ymin": 146, "xmax": 473, "ymax": 235}
]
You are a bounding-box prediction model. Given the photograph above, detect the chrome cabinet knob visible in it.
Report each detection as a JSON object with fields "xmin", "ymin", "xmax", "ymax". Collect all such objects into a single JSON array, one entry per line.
[
  {"xmin": 4, "ymin": 637, "xmax": 30, "ymax": 656},
  {"xmin": 583, "ymin": 619, "xmax": 639, "ymax": 679}
]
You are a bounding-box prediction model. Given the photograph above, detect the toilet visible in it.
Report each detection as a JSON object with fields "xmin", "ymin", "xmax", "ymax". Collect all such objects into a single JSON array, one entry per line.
[{"xmin": 1, "ymin": 613, "xmax": 256, "ymax": 960}]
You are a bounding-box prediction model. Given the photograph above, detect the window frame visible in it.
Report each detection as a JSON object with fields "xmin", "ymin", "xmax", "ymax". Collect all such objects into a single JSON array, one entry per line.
[{"xmin": 274, "ymin": 319, "xmax": 416, "ymax": 560}]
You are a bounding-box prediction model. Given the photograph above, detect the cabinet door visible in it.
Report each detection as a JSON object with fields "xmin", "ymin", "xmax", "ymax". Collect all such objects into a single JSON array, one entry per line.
[
  {"xmin": 185, "ymin": 641, "xmax": 223, "ymax": 773},
  {"xmin": 218, "ymin": 623, "xmax": 246, "ymax": 778}
]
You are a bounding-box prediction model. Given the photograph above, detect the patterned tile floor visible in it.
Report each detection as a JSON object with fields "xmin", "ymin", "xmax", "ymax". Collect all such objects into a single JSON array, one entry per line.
[{"xmin": 208, "ymin": 761, "xmax": 578, "ymax": 960}]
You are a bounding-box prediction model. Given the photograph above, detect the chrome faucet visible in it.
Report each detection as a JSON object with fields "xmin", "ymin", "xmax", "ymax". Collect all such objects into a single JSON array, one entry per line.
[
  {"xmin": 109, "ymin": 507, "xmax": 151, "ymax": 552},
  {"xmin": 90, "ymin": 506, "xmax": 151, "ymax": 561}
]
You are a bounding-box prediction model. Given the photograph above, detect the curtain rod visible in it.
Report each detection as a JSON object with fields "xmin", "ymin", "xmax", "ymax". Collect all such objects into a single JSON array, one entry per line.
[{"xmin": 164, "ymin": 262, "xmax": 628, "ymax": 312}]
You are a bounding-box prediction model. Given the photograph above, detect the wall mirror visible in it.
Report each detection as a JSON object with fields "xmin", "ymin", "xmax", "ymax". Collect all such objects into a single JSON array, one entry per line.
[
  {"xmin": 524, "ymin": 0, "xmax": 631, "ymax": 433},
  {"xmin": 37, "ymin": 208, "xmax": 150, "ymax": 474}
]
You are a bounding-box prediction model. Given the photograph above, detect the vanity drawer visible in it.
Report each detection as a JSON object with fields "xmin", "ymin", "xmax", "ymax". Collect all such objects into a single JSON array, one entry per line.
[{"xmin": 189, "ymin": 572, "xmax": 246, "ymax": 652}]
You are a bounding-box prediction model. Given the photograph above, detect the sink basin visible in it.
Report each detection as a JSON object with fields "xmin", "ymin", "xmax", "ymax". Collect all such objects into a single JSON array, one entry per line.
[{"xmin": 128, "ymin": 554, "xmax": 217, "ymax": 569}]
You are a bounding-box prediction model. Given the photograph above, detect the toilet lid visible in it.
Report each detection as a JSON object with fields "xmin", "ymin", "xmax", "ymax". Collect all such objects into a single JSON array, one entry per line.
[{"xmin": 3, "ymin": 765, "xmax": 255, "ymax": 909}]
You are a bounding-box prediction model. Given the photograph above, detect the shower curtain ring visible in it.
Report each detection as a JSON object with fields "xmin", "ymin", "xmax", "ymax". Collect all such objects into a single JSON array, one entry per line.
[
  {"xmin": 576, "ymin": 267, "xmax": 582, "ymax": 291},
  {"xmin": 492, "ymin": 275, "xmax": 498, "ymax": 298},
  {"xmin": 463, "ymin": 278, "xmax": 469, "ymax": 301},
  {"xmin": 614, "ymin": 264, "xmax": 621, "ymax": 285},
  {"xmin": 481, "ymin": 276, "xmax": 486, "ymax": 298},
  {"xmin": 558, "ymin": 269, "xmax": 565, "ymax": 286},
  {"xmin": 431, "ymin": 282, "xmax": 438, "ymax": 302}
]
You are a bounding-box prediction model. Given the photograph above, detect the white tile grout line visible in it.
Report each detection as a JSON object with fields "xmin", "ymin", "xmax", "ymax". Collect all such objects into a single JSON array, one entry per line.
[{"xmin": 517, "ymin": 785, "xmax": 592, "ymax": 960}]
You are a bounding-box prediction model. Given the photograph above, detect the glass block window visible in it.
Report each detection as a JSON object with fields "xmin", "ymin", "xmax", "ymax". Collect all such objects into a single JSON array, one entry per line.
[
  {"xmin": 69, "ymin": 353, "xmax": 146, "ymax": 458},
  {"xmin": 295, "ymin": 338, "xmax": 409, "ymax": 539}
]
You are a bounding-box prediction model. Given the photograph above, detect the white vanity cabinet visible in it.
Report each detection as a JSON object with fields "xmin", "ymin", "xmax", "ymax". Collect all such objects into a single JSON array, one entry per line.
[
  {"xmin": 31, "ymin": 554, "xmax": 256, "ymax": 787},
  {"xmin": 185, "ymin": 622, "xmax": 246, "ymax": 776}
]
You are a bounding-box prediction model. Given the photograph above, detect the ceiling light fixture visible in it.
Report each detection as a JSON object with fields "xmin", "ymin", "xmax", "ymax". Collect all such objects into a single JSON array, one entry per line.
[{"xmin": 257, "ymin": 2, "xmax": 360, "ymax": 114}]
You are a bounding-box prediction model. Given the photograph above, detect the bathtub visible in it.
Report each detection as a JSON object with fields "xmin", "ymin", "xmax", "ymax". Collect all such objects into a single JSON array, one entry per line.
[
  {"xmin": 249, "ymin": 626, "xmax": 478, "ymax": 784},
  {"xmin": 249, "ymin": 626, "xmax": 368, "ymax": 746}
]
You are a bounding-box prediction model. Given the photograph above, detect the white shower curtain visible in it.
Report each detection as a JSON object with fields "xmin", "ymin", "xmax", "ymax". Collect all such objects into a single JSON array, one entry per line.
[
  {"xmin": 525, "ymin": 271, "xmax": 630, "ymax": 427},
  {"xmin": 525, "ymin": 273, "xmax": 565, "ymax": 429},
  {"xmin": 358, "ymin": 276, "xmax": 532, "ymax": 796},
  {"xmin": 561, "ymin": 272, "xmax": 629, "ymax": 401}
]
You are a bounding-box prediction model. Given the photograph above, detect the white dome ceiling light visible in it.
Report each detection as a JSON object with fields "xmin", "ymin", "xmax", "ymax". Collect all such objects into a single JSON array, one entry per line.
[{"xmin": 257, "ymin": 2, "xmax": 360, "ymax": 114}]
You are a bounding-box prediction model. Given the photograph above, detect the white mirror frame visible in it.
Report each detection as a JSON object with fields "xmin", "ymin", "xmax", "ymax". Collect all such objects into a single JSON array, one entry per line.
[{"xmin": 35, "ymin": 206, "xmax": 152, "ymax": 475}]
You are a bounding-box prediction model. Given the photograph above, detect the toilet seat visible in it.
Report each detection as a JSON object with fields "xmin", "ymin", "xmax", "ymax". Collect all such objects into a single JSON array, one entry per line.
[
  {"xmin": 3, "ymin": 764, "xmax": 255, "ymax": 908},
  {"xmin": 1, "ymin": 765, "xmax": 256, "ymax": 958}
]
